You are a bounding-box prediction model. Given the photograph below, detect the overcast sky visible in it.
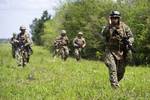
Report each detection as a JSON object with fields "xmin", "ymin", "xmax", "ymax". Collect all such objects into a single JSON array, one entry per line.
[{"xmin": 0, "ymin": 0, "xmax": 60, "ymax": 39}]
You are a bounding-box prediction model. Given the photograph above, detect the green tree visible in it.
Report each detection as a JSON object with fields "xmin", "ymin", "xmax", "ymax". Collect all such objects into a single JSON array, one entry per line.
[
  {"xmin": 30, "ymin": 0, "xmax": 150, "ymax": 65},
  {"xmin": 30, "ymin": 10, "xmax": 51, "ymax": 45}
]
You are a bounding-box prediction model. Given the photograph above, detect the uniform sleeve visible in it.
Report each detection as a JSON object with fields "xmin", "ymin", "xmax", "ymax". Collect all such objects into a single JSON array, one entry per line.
[
  {"xmin": 73, "ymin": 37, "xmax": 78, "ymax": 47},
  {"xmin": 66, "ymin": 36, "xmax": 69, "ymax": 44},
  {"xmin": 54, "ymin": 36, "xmax": 61, "ymax": 44},
  {"xmin": 26, "ymin": 33, "xmax": 32, "ymax": 45},
  {"xmin": 66, "ymin": 36, "xmax": 69, "ymax": 41},
  {"xmin": 101, "ymin": 25, "xmax": 109, "ymax": 42},
  {"xmin": 124, "ymin": 25, "xmax": 134, "ymax": 44},
  {"xmin": 82, "ymin": 38, "xmax": 86, "ymax": 47}
]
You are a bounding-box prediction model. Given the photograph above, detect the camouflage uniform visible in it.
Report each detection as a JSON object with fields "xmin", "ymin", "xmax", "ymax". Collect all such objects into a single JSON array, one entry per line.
[
  {"xmin": 102, "ymin": 11, "xmax": 134, "ymax": 88},
  {"xmin": 73, "ymin": 32, "xmax": 86, "ymax": 61},
  {"xmin": 53, "ymin": 30, "xmax": 69, "ymax": 58},
  {"xmin": 17, "ymin": 26, "xmax": 33, "ymax": 63},
  {"xmin": 10, "ymin": 33, "xmax": 18, "ymax": 58},
  {"xmin": 53, "ymin": 39, "xmax": 61, "ymax": 57}
]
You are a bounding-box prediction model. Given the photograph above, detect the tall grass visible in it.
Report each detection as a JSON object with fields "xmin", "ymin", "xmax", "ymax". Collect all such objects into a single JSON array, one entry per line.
[{"xmin": 0, "ymin": 44, "xmax": 150, "ymax": 100}]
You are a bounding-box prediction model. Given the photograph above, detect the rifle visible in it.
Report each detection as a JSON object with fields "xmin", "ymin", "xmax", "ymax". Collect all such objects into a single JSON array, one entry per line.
[
  {"xmin": 121, "ymin": 37, "xmax": 136, "ymax": 53},
  {"xmin": 112, "ymin": 28, "xmax": 136, "ymax": 53}
]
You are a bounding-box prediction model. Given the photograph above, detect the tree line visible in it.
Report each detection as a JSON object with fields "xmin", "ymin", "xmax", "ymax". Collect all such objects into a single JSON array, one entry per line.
[{"xmin": 30, "ymin": 0, "xmax": 150, "ymax": 65}]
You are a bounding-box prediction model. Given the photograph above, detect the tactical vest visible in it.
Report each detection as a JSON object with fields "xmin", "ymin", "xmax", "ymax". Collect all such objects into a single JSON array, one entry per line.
[
  {"xmin": 17, "ymin": 33, "xmax": 28, "ymax": 44},
  {"xmin": 59, "ymin": 36, "xmax": 68, "ymax": 46},
  {"xmin": 75, "ymin": 37, "xmax": 85, "ymax": 46},
  {"xmin": 108, "ymin": 22, "xmax": 128, "ymax": 51}
]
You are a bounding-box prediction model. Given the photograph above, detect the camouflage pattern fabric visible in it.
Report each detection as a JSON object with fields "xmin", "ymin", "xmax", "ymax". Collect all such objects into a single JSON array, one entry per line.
[
  {"xmin": 73, "ymin": 37, "xmax": 86, "ymax": 60},
  {"xmin": 17, "ymin": 32, "xmax": 32, "ymax": 63},
  {"xmin": 10, "ymin": 36, "xmax": 18, "ymax": 58},
  {"xmin": 53, "ymin": 35, "xmax": 69, "ymax": 58},
  {"xmin": 102, "ymin": 21, "xmax": 134, "ymax": 88}
]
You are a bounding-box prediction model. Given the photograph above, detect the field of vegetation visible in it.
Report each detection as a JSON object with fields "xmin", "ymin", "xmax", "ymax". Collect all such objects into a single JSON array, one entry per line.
[
  {"xmin": 30, "ymin": 0, "xmax": 150, "ymax": 65},
  {"xmin": 0, "ymin": 43, "xmax": 150, "ymax": 100}
]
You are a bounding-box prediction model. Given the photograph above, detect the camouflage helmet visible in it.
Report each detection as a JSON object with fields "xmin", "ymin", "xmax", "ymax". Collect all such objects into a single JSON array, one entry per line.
[
  {"xmin": 13, "ymin": 33, "xmax": 16, "ymax": 36},
  {"xmin": 110, "ymin": 11, "xmax": 121, "ymax": 18},
  {"xmin": 20, "ymin": 25, "xmax": 26, "ymax": 30},
  {"xmin": 61, "ymin": 30, "xmax": 66, "ymax": 36},
  {"xmin": 61, "ymin": 30, "xmax": 66, "ymax": 34},
  {"xmin": 78, "ymin": 32, "xmax": 83, "ymax": 35}
]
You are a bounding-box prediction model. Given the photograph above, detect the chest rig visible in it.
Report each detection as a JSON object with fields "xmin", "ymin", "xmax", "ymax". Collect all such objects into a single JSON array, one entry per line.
[
  {"xmin": 18, "ymin": 33, "xmax": 27, "ymax": 44},
  {"xmin": 108, "ymin": 23, "xmax": 127, "ymax": 51},
  {"xmin": 75, "ymin": 38, "xmax": 84, "ymax": 46}
]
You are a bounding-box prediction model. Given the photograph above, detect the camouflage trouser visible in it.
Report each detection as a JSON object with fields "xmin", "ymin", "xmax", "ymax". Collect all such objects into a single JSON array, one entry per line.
[
  {"xmin": 104, "ymin": 50, "xmax": 126, "ymax": 88},
  {"xmin": 62, "ymin": 46, "xmax": 69, "ymax": 56},
  {"xmin": 53, "ymin": 46, "xmax": 69, "ymax": 57},
  {"xmin": 24, "ymin": 46, "xmax": 31, "ymax": 63},
  {"xmin": 27, "ymin": 46, "xmax": 33, "ymax": 56},
  {"xmin": 12, "ymin": 46, "xmax": 17, "ymax": 58},
  {"xmin": 16, "ymin": 48, "xmax": 28, "ymax": 66},
  {"xmin": 53, "ymin": 48, "xmax": 60, "ymax": 57},
  {"xmin": 74, "ymin": 48, "xmax": 82, "ymax": 61}
]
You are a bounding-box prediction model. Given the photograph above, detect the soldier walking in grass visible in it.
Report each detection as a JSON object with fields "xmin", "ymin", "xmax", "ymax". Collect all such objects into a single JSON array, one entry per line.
[
  {"xmin": 9, "ymin": 33, "xmax": 18, "ymax": 58},
  {"xmin": 53, "ymin": 30, "xmax": 69, "ymax": 61},
  {"xmin": 101, "ymin": 11, "xmax": 134, "ymax": 88},
  {"xmin": 73, "ymin": 32, "xmax": 86, "ymax": 61},
  {"xmin": 16, "ymin": 26, "xmax": 33, "ymax": 65}
]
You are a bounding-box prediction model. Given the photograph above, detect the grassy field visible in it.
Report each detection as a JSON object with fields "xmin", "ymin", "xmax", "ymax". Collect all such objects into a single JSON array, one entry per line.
[{"xmin": 0, "ymin": 43, "xmax": 150, "ymax": 100}]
